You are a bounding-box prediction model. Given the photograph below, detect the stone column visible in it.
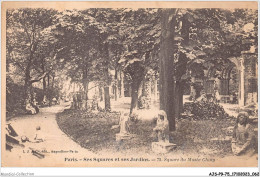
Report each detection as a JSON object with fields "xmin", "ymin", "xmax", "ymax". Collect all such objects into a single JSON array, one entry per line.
[
  {"xmin": 241, "ymin": 36, "xmax": 257, "ymax": 106},
  {"xmin": 238, "ymin": 57, "xmax": 245, "ymax": 107}
]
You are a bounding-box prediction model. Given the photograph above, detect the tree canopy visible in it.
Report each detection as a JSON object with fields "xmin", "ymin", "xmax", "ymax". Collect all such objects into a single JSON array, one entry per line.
[{"xmin": 6, "ymin": 8, "xmax": 257, "ymax": 118}]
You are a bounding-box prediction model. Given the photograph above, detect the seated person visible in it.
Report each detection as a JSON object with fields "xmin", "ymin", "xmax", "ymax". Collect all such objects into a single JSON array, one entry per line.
[{"xmin": 231, "ymin": 112, "xmax": 256, "ymax": 156}]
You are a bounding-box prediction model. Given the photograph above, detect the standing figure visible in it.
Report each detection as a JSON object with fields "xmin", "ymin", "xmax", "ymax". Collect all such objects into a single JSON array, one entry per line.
[
  {"xmin": 232, "ymin": 112, "xmax": 256, "ymax": 156},
  {"xmin": 119, "ymin": 112, "xmax": 130, "ymax": 134},
  {"xmin": 153, "ymin": 110, "xmax": 170, "ymax": 143}
]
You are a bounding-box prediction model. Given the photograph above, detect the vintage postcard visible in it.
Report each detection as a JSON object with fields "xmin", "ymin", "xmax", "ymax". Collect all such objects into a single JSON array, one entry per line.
[{"xmin": 1, "ymin": 1, "xmax": 258, "ymax": 167}]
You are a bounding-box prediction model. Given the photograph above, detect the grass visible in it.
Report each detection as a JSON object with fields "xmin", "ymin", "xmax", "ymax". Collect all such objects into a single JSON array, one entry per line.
[
  {"xmin": 56, "ymin": 109, "xmax": 245, "ymax": 156},
  {"xmin": 56, "ymin": 109, "xmax": 120, "ymax": 153}
]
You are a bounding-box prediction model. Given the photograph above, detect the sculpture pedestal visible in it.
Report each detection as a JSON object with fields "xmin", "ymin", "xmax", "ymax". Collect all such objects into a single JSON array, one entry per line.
[
  {"xmin": 116, "ymin": 133, "xmax": 133, "ymax": 141},
  {"xmin": 151, "ymin": 142, "xmax": 176, "ymax": 153}
]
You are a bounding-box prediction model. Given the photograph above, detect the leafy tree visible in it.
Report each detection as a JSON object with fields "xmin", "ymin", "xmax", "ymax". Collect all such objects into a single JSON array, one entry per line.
[
  {"xmin": 91, "ymin": 8, "xmax": 126, "ymax": 111},
  {"xmin": 53, "ymin": 9, "xmax": 103, "ymax": 109},
  {"xmin": 118, "ymin": 9, "xmax": 160, "ymax": 114},
  {"xmin": 6, "ymin": 8, "xmax": 58, "ymax": 113},
  {"xmin": 159, "ymin": 8, "xmax": 257, "ymax": 130}
]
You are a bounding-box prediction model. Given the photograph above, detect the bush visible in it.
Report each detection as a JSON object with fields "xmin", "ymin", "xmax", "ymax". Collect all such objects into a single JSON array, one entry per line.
[
  {"xmin": 183, "ymin": 101, "xmax": 231, "ymax": 120},
  {"xmin": 6, "ymin": 77, "xmax": 26, "ymax": 116},
  {"xmin": 6, "ymin": 76, "xmax": 44, "ymax": 117}
]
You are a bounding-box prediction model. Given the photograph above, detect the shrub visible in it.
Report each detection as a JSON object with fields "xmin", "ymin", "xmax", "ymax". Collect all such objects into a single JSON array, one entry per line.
[{"xmin": 183, "ymin": 101, "xmax": 231, "ymax": 120}]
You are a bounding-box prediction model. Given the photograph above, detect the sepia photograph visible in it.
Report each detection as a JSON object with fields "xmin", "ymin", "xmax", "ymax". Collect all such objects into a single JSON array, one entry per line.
[{"xmin": 1, "ymin": 1, "xmax": 258, "ymax": 169}]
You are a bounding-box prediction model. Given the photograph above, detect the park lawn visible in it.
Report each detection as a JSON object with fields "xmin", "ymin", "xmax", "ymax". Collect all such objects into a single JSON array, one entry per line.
[{"xmin": 56, "ymin": 109, "xmax": 237, "ymax": 156}]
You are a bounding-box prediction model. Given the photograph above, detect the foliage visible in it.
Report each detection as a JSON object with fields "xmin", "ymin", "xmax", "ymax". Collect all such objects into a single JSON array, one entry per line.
[
  {"xmin": 183, "ymin": 101, "xmax": 233, "ymax": 120},
  {"xmin": 7, "ymin": 8, "xmax": 58, "ymax": 80},
  {"xmin": 53, "ymin": 10, "xmax": 102, "ymax": 84},
  {"xmin": 6, "ymin": 76, "xmax": 45, "ymax": 117},
  {"xmin": 6, "ymin": 76, "xmax": 26, "ymax": 116},
  {"xmin": 179, "ymin": 9, "xmax": 258, "ymax": 80},
  {"xmin": 6, "ymin": 8, "xmax": 258, "ymax": 114},
  {"xmin": 119, "ymin": 9, "xmax": 160, "ymax": 78}
]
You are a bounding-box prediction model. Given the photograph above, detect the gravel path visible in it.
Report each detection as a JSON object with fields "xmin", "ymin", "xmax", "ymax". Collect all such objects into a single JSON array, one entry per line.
[{"xmin": 3, "ymin": 102, "xmax": 94, "ymax": 167}]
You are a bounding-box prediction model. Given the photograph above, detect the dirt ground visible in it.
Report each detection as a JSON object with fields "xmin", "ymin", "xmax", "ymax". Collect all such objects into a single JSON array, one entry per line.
[
  {"xmin": 3, "ymin": 99, "xmax": 258, "ymax": 167},
  {"xmin": 3, "ymin": 103, "xmax": 94, "ymax": 167}
]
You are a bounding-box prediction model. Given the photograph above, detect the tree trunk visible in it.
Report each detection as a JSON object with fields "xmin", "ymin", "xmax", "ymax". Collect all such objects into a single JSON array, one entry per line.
[
  {"xmin": 114, "ymin": 69, "xmax": 118, "ymax": 101},
  {"xmin": 23, "ymin": 40, "xmax": 37, "ymax": 114},
  {"xmin": 179, "ymin": 83, "xmax": 184, "ymax": 114},
  {"xmin": 104, "ymin": 86, "xmax": 111, "ymax": 111},
  {"xmin": 130, "ymin": 77, "xmax": 142, "ymax": 114},
  {"xmin": 24, "ymin": 62, "xmax": 36, "ymax": 114},
  {"xmin": 82, "ymin": 80, "xmax": 89, "ymax": 110},
  {"xmin": 47, "ymin": 74, "xmax": 50, "ymax": 87},
  {"xmin": 24, "ymin": 81, "xmax": 32, "ymax": 111},
  {"xmin": 47, "ymin": 74, "xmax": 51, "ymax": 106},
  {"xmin": 52, "ymin": 75, "xmax": 55, "ymax": 89},
  {"xmin": 42, "ymin": 76, "xmax": 47, "ymax": 103},
  {"xmin": 129, "ymin": 86, "xmax": 132, "ymax": 97},
  {"xmin": 82, "ymin": 81, "xmax": 88, "ymax": 100},
  {"xmin": 99, "ymin": 86, "xmax": 103, "ymax": 101},
  {"xmin": 141, "ymin": 80, "xmax": 146, "ymax": 96},
  {"xmin": 41, "ymin": 57, "xmax": 47, "ymax": 104},
  {"xmin": 119, "ymin": 69, "xmax": 125, "ymax": 98},
  {"xmin": 103, "ymin": 43, "xmax": 111, "ymax": 111},
  {"xmin": 159, "ymin": 9, "xmax": 177, "ymax": 131},
  {"xmin": 174, "ymin": 81, "xmax": 184, "ymax": 119},
  {"xmin": 82, "ymin": 63, "xmax": 89, "ymax": 110},
  {"xmin": 120, "ymin": 71, "xmax": 125, "ymax": 97}
]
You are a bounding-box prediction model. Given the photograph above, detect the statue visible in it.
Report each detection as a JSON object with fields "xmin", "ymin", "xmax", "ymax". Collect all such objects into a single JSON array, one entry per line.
[
  {"xmin": 151, "ymin": 110, "xmax": 176, "ymax": 153},
  {"xmin": 115, "ymin": 112, "xmax": 131, "ymax": 141},
  {"xmin": 232, "ymin": 112, "xmax": 256, "ymax": 156},
  {"xmin": 153, "ymin": 110, "xmax": 170, "ymax": 143},
  {"xmin": 119, "ymin": 112, "xmax": 130, "ymax": 134}
]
